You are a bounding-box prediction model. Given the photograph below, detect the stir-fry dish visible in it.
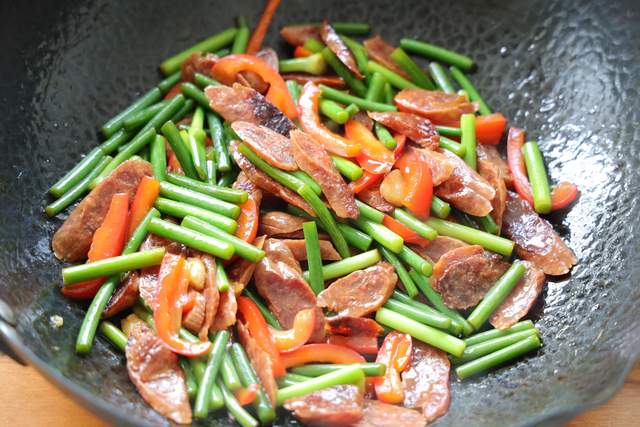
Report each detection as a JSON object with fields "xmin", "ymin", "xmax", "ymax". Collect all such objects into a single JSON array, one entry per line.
[{"xmin": 45, "ymin": 2, "xmax": 579, "ymax": 425}]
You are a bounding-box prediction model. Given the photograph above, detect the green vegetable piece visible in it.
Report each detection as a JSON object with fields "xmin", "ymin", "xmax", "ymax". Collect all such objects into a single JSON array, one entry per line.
[
  {"xmin": 367, "ymin": 60, "xmax": 418, "ymax": 90},
  {"xmin": 216, "ymin": 259, "xmax": 230, "ymax": 292},
  {"xmin": 463, "ymin": 320, "xmax": 536, "ymax": 346},
  {"xmin": 400, "ymin": 38, "xmax": 475, "ymax": 71},
  {"xmin": 304, "ymin": 249, "xmax": 380, "ymax": 281},
  {"xmin": 123, "ymin": 101, "xmax": 170, "ymax": 131},
  {"xmin": 49, "ymin": 147, "xmax": 106, "ymax": 198},
  {"xmin": 331, "ymin": 156, "xmax": 363, "ymax": 181},
  {"xmin": 365, "ymin": 72, "xmax": 387, "ymax": 102},
  {"xmin": 166, "ymin": 173, "xmax": 247, "ymax": 203},
  {"xmin": 351, "ymin": 217, "xmax": 404, "ymax": 253},
  {"xmin": 230, "ymin": 343, "xmax": 277, "ymax": 424},
  {"xmin": 181, "ymin": 216, "xmax": 265, "ymax": 263},
  {"xmin": 467, "ymin": 261, "xmax": 527, "ymax": 330},
  {"xmin": 452, "ymin": 328, "xmax": 539, "ymax": 364},
  {"xmin": 455, "ymin": 334, "xmax": 541, "ymax": 379},
  {"xmin": 159, "ymin": 181, "xmax": 240, "ymax": 219},
  {"xmin": 355, "ymin": 199, "xmax": 384, "ymax": 223},
  {"xmin": 392, "ymin": 209, "xmax": 438, "ymax": 240},
  {"xmin": 522, "ymin": 141, "xmax": 552, "ymax": 214},
  {"xmin": 231, "ymin": 22, "xmax": 250, "ymax": 54},
  {"xmin": 63, "ymin": 248, "xmax": 166, "ymax": 285},
  {"xmin": 158, "ymin": 72, "xmax": 181, "ymax": 94},
  {"xmin": 449, "ymin": 66, "xmax": 491, "ymax": 115},
  {"xmin": 321, "ymin": 47, "xmax": 367, "ymax": 97},
  {"xmin": 379, "ymin": 246, "xmax": 419, "ymax": 297},
  {"xmin": 319, "ymin": 98, "xmax": 349, "ymax": 124},
  {"xmin": 435, "ymin": 125, "xmax": 462, "ymax": 137},
  {"xmin": 101, "ymin": 88, "xmax": 162, "ymax": 138},
  {"xmin": 297, "ymin": 184, "xmax": 351, "ymax": 259},
  {"xmin": 279, "ymin": 53, "xmax": 327, "ymax": 75},
  {"xmin": 150, "ymin": 135, "xmax": 167, "ymax": 180},
  {"xmin": 303, "ymin": 222, "xmax": 325, "ymax": 295},
  {"xmin": 161, "ymin": 120, "xmax": 199, "ymax": 179},
  {"xmin": 45, "ymin": 156, "xmax": 112, "ymax": 217},
  {"xmin": 426, "ymin": 217, "xmax": 514, "ymax": 256},
  {"xmin": 98, "ymin": 321, "xmax": 127, "ymax": 352},
  {"xmin": 439, "ymin": 136, "xmax": 466, "ymax": 157},
  {"xmin": 428, "ymin": 62, "xmax": 456, "ymax": 94},
  {"xmin": 276, "ymin": 366, "xmax": 365, "ymax": 406},
  {"xmin": 160, "ymin": 28, "xmax": 238, "ymax": 75},
  {"xmin": 218, "ymin": 379, "xmax": 258, "ymax": 427},
  {"xmin": 92, "ymin": 127, "xmax": 157, "ymax": 187},
  {"xmin": 430, "ymin": 196, "xmax": 451, "ymax": 218},
  {"xmin": 390, "ymin": 47, "xmax": 435, "ymax": 90},
  {"xmin": 460, "ymin": 113, "xmax": 477, "ymax": 169},
  {"xmin": 383, "ymin": 298, "xmax": 452, "ymax": 330},
  {"xmin": 319, "ymin": 84, "xmax": 397, "ymax": 112},
  {"xmin": 147, "ymin": 217, "xmax": 235, "ymax": 259},
  {"xmin": 206, "ymin": 112, "xmax": 232, "ymax": 172},
  {"xmin": 374, "ymin": 123, "xmax": 397, "ymax": 150},
  {"xmin": 154, "ymin": 197, "xmax": 237, "ymax": 234},
  {"xmin": 376, "ymin": 307, "xmax": 466, "ymax": 357},
  {"xmin": 291, "ymin": 363, "xmax": 385, "ymax": 377},
  {"xmin": 181, "ymin": 82, "xmax": 212, "ymax": 109},
  {"xmin": 194, "ymin": 330, "xmax": 230, "ymax": 418}
]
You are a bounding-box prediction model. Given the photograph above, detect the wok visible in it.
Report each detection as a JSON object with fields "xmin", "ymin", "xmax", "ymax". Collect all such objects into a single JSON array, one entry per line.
[{"xmin": 1, "ymin": 0, "xmax": 639, "ymax": 426}]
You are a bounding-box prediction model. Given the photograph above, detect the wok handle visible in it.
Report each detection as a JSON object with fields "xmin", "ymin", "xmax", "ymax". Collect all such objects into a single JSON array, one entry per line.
[{"xmin": 0, "ymin": 298, "xmax": 26, "ymax": 365}]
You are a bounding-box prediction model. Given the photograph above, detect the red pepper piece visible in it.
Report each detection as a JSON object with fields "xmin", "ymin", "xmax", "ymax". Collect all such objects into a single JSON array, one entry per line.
[
  {"xmin": 374, "ymin": 332, "xmax": 412, "ymax": 404},
  {"xmin": 212, "ymin": 54, "xmax": 298, "ymax": 119},
  {"xmin": 237, "ymin": 296, "xmax": 285, "ymax": 376},
  {"xmin": 269, "ymin": 308, "xmax": 317, "ymax": 351},
  {"xmin": 61, "ymin": 193, "xmax": 130, "ymax": 300},
  {"xmin": 154, "ymin": 252, "xmax": 212, "ymax": 357},
  {"xmin": 280, "ymin": 343, "xmax": 365, "ymax": 368}
]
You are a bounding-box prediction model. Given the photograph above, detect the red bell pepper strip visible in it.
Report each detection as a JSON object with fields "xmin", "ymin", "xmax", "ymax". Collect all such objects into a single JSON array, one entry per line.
[
  {"xmin": 294, "ymin": 46, "xmax": 313, "ymax": 58},
  {"xmin": 61, "ymin": 193, "xmax": 130, "ymax": 300},
  {"xmin": 345, "ymin": 119, "xmax": 395, "ymax": 175},
  {"xmin": 235, "ymin": 384, "xmax": 260, "ymax": 406},
  {"xmin": 327, "ymin": 335, "xmax": 379, "ymax": 355},
  {"xmin": 394, "ymin": 148, "xmax": 433, "ymax": 219},
  {"xmin": 269, "ymin": 308, "xmax": 316, "ymax": 351},
  {"xmin": 351, "ymin": 171, "xmax": 384, "ymax": 194},
  {"xmin": 507, "ymin": 127, "xmax": 535, "ymax": 205},
  {"xmin": 246, "ymin": 0, "xmax": 281, "ymax": 54},
  {"xmin": 181, "ymin": 290, "xmax": 205, "ymax": 315},
  {"xmin": 166, "ymin": 144, "xmax": 183, "ymax": 173},
  {"xmin": 475, "ymin": 113, "xmax": 507, "ymax": 145},
  {"xmin": 154, "ymin": 252, "xmax": 212, "ymax": 357},
  {"xmin": 374, "ymin": 332, "xmax": 412, "ymax": 404},
  {"xmin": 234, "ymin": 195, "xmax": 259, "ymax": 245},
  {"xmin": 280, "ymin": 343, "xmax": 366, "ymax": 368},
  {"xmin": 382, "ymin": 215, "xmax": 430, "ymax": 247},
  {"xmin": 551, "ymin": 182, "xmax": 579, "ymax": 210},
  {"xmin": 127, "ymin": 176, "xmax": 160, "ymax": 240},
  {"xmin": 298, "ymin": 82, "xmax": 361, "ymax": 157},
  {"xmin": 164, "ymin": 83, "xmax": 183, "ymax": 100},
  {"xmin": 212, "ymin": 54, "xmax": 298, "ymax": 119},
  {"xmin": 392, "ymin": 133, "xmax": 406, "ymax": 159},
  {"xmin": 237, "ymin": 296, "xmax": 285, "ymax": 376}
]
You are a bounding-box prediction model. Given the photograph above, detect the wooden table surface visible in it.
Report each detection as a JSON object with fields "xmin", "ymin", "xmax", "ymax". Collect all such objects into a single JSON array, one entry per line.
[{"xmin": 1, "ymin": 355, "xmax": 637, "ymax": 426}]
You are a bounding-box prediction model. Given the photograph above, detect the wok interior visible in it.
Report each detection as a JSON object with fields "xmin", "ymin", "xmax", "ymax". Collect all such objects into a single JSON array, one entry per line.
[{"xmin": 1, "ymin": 0, "xmax": 639, "ymax": 426}]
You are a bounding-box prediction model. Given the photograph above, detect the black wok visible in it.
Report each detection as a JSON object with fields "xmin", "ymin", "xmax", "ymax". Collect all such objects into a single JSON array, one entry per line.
[{"xmin": 1, "ymin": 0, "xmax": 639, "ymax": 425}]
